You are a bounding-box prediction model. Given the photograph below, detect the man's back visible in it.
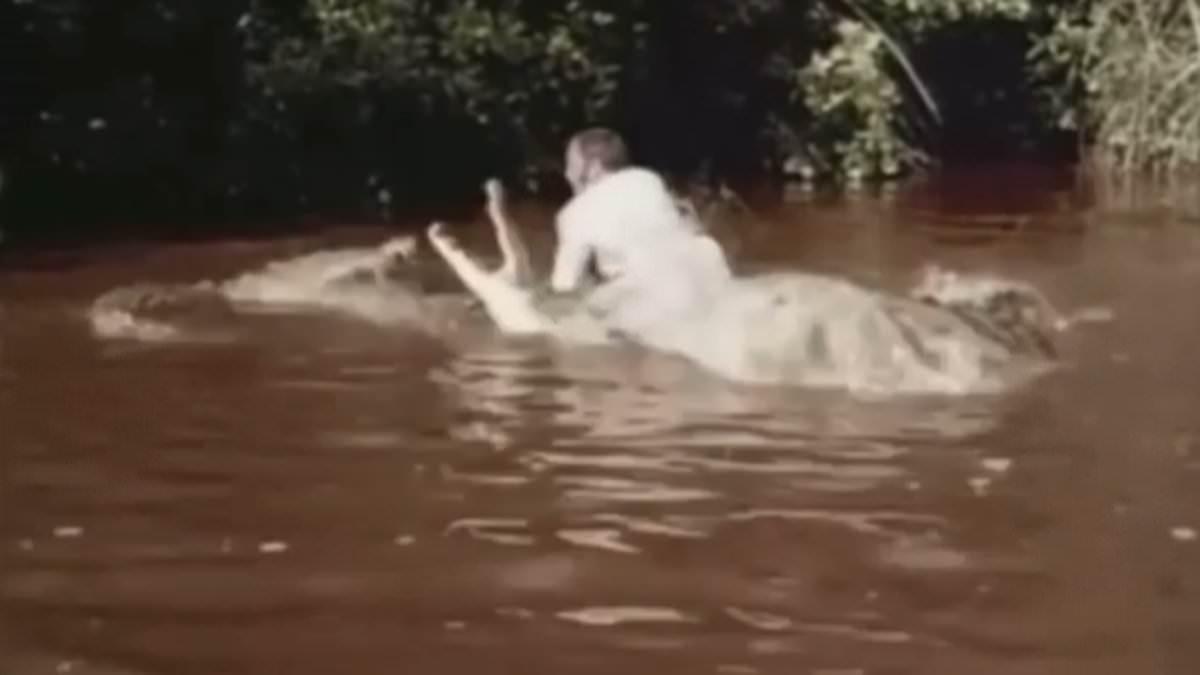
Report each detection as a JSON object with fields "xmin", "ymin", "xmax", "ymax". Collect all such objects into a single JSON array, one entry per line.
[{"xmin": 551, "ymin": 167, "xmax": 726, "ymax": 292}]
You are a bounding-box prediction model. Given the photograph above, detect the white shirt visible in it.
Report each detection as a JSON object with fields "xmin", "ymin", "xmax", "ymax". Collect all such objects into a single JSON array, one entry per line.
[
  {"xmin": 548, "ymin": 167, "xmax": 733, "ymax": 346},
  {"xmin": 550, "ymin": 167, "xmax": 726, "ymax": 292}
]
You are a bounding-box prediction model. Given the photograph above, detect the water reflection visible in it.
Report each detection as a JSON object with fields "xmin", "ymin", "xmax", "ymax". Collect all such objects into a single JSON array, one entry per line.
[{"xmin": 430, "ymin": 340, "xmax": 1007, "ymax": 515}]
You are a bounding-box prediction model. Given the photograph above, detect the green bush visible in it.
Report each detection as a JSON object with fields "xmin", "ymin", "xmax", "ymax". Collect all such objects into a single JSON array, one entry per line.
[
  {"xmin": 250, "ymin": 0, "xmax": 1052, "ymax": 185},
  {"xmin": 1, "ymin": 0, "xmax": 1111, "ymax": 238},
  {"xmin": 1033, "ymin": 0, "xmax": 1200, "ymax": 177}
]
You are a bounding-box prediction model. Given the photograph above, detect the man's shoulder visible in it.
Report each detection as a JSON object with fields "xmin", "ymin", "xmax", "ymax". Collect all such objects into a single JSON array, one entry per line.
[
  {"xmin": 556, "ymin": 166, "xmax": 680, "ymax": 239},
  {"xmin": 575, "ymin": 167, "xmax": 674, "ymax": 211},
  {"xmin": 592, "ymin": 167, "xmax": 670, "ymax": 196},
  {"xmin": 605, "ymin": 166, "xmax": 667, "ymax": 185}
]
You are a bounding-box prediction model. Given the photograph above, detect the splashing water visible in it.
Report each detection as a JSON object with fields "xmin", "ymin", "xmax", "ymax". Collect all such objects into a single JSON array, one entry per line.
[
  {"xmin": 88, "ymin": 236, "xmax": 445, "ymax": 341},
  {"xmin": 602, "ymin": 266, "xmax": 1067, "ymax": 397},
  {"xmin": 86, "ymin": 222, "xmax": 1080, "ymax": 399}
]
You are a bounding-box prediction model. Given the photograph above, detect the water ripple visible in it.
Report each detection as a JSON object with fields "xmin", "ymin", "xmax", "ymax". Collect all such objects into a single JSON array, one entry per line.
[
  {"xmin": 555, "ymin": 528, "xmax": 640, "ymax": 555},
  {"xmin": 444, "ymin": 517, "xmax": 535, "ymax": 547},
  {"xmin": 723, "ymin": 508, "xmax": 945, "ymax": 538},
  {"xmin": 556, "ymin": 606, "xmax": 699, "ymax": 627},
  {"xmin": 590, "ymin": 513, "xmax": 709, "ymax": 540},
  {"xmin": 556, "ymin": 475, "xmax": 721, "ymax": 504}
]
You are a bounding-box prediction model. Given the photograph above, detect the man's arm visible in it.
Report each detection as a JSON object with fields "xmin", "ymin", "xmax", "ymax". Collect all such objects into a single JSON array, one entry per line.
[
  {"xmin": 550, "ymin": 225, "xmax": 591, "ymax": 293},
  {"xmin": 549, "ymin": 188, "xmax": 604, "ymax": 293}
]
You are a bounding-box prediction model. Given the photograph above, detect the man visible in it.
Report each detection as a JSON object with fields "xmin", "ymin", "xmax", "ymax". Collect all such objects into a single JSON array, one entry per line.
[
  {"xmin": 423, "ymin": 130, "xmax": 1058, "ymax": 394},
  {"xmin": 549, "ymin": 128, "xmax": 732, "ymax": 342},
  {"xmin": 550, "ymin": 127, "xmax": 730, "ymax": 292}
]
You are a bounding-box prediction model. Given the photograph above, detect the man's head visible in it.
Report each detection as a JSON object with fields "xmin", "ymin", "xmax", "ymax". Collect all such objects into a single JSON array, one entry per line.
[{"xmin": 564, "ymin": 127, "xmax": 630, "ymax": 193}]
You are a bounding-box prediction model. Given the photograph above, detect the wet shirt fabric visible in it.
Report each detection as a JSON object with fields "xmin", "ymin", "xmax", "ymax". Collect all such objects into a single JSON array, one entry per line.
[{"xmin": 550, "ymin": 166, "xmax": 734, "ymax": 344}]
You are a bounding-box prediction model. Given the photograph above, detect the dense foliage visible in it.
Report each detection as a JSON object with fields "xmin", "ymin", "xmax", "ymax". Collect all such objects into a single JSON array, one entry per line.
[
  {"xmin": 250, "ymin": 0, "xmax": 1053, "ymax": 183},
  {"xmin": 0, "ymin": 0, "xmax": 1185, "ymax": 241},
  {"xmin": 1034, "ymin": 0, "xmax": 1200, "ymax": 178}
]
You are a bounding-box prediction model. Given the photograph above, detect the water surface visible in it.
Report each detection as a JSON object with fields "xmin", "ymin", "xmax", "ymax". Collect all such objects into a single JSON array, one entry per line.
[{"xmin": 3, "ymin": 167, "xmax": 1199, "ymax": 674}]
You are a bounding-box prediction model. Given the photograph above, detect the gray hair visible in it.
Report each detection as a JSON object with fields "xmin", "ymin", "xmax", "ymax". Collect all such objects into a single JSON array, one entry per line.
[{"xmin": 568, "ymin": 127, "xmax": 631, "ymax": 172}]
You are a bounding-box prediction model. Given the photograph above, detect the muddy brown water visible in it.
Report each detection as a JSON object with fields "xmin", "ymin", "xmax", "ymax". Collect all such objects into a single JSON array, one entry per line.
[{"xmin": 3, "ymin": 167, "xmax": 1200, "ymax": 674}]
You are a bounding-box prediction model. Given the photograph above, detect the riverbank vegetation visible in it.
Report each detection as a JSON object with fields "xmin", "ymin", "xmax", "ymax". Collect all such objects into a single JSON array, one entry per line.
[
  {"xmin": 0, "ymin": 0, "xmax": 1196, "ymax": 241},
  {"xmin": 1035, "ymin": 0, "xmax": 1200, "ymax": 178}
]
